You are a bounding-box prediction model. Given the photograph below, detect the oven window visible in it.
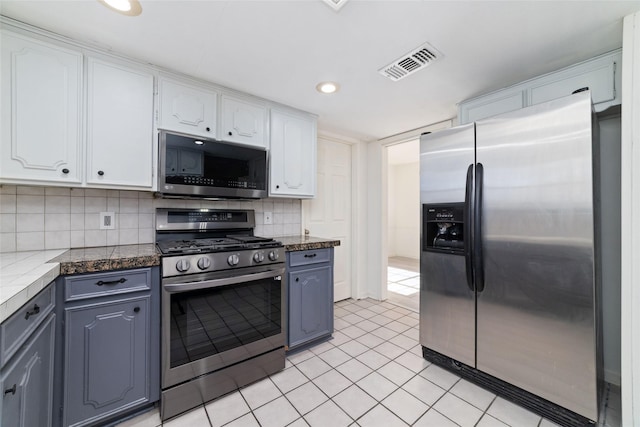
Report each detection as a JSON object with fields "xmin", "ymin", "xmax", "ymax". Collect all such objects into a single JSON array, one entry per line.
[{"xmin": 169, "ymin": 277, "xmax": 281, "ymax": 368}]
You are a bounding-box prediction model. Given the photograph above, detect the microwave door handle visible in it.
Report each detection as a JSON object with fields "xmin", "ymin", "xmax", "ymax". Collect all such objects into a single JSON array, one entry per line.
[{"xmin": 164, "ymin": 268, "xmax": 285, "ymax": 293}]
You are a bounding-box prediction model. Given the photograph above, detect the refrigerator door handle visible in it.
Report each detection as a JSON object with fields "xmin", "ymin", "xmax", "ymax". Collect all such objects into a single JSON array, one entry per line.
[
  {"xmin": 464, "ymin": 164, "xmax": 474, "ymax": 292},
  {"xmin": 474, "ymin": 162, "xmax": 485, "ymax": 292}
]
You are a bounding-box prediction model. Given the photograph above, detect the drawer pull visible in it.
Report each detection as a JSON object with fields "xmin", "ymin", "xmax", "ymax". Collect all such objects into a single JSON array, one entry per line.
[
  {"xmin": 572, "ymin": 86, "xmax": 589, "ymax": 94},
  {"xmin": 25, "ymin": 304, "xmax": 40, "ymax": 320},
  {"xmin": 4, "ymin": 384, "xmax": 16, "ymax": 395},
  {"xmin": 304, "ymin": 254, "xmax": 317, "ymax": 258},
  {"xmin": 96, "ymin": 278, "xmax": 127, "ymax": 286}
]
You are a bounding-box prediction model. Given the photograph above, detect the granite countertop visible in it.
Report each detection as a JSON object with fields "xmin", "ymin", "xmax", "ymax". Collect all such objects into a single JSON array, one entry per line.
[
  {"xmin": 0, "ymin": 244, "xmax": 159, "ymax": 324},
  {"xmin": 49, "ymin": 244, "xmax": 160, "ymax": 275},
  {"xmin": 0, "ymin": 237, "xmax": 337, "ymax": 323},
  {"xmin": 280, "ymin": 235, "xmax": 341, "ymax": 251}
]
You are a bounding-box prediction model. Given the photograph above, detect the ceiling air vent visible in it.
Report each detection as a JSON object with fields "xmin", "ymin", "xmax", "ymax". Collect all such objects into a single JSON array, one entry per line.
[
  {"xmin": 378, "ymin": 42, "xmax": 443, "ymax": 82},
  {"xmin": 322, "ymin": 0, "xmax": 349, "ymax": 11}
]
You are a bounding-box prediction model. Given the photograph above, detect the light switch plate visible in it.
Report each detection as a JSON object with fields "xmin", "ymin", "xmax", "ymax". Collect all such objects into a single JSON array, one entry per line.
[
  {"xmin": 100, "ymin": 212, "xmax": 115, "ymax": 230},
  {"xmin": 264, "ymin": 212, "xmax": 273, "ymax": 225}
]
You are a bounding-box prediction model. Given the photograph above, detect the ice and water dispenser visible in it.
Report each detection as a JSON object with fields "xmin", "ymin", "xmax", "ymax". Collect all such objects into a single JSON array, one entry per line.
[{"xmin": 422, "ymin": 203, "xmax": 465, "ymax": 254}]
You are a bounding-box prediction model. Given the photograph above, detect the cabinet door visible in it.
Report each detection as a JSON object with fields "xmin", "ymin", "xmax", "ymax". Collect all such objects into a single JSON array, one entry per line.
[
  {"xmin": 159, "ymin": 78, "xmax": 217, "ymax": 137},
  {"xmin": 270, "ymin": 110, "xmax": 316, "ymax": 198},
  {"xmin": 529, "ymin": 59, "xmax": 616, "ymax": 107},
  {"xmin": 86, "ymin": 58, "xmax": 154, "ymax": 188},
  {"xmin": 459, "ymin": 90, "xmax": 525, "ymax": 124},
  {"xmin": 64, "ymin": 296, "xmax": 150, "ymax": 427},
  {"xmin": 220, "ymin": 95, "xmax": 267, "ymax": 148},
  {"xmin": 0, "ymin": 314, "xmax": 55, "ymax": 427},
  {"xmin": 288, "ymin": 265, "xmax": 332, "ymax": 348},
  {"xmin": 0, "ymin": 31, "xmax": 82, "ymax": 185}
]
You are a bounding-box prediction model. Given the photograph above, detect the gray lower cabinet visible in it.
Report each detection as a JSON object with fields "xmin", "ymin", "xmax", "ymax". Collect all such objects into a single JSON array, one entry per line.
[
  {"xmin": 0, "ymin": 310, "xmax": 55, "ymax": 427},
  {"xmin": 287, "ymin": 248, "xmax": 334, "ymax": 349},
  {"xmin": 58, "ymin": 267, "xmax": 159, "ymax": 427}
]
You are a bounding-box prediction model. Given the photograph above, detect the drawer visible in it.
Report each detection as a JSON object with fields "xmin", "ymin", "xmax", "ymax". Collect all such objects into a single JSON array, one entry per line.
[
  {"xmin": 0, "ymin": 282, "xmax": 55, "ymax": 368},
  {"xmin": 288, "ymin": 248, "xmax": 331, "ymax": 267},
  {"xmin": 64, "ymin": 268, "xmax": 151, "ymax": 302}
]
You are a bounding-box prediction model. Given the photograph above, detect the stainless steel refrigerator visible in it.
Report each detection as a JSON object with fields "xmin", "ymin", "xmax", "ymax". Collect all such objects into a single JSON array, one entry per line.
[{"xmin": 419, "ymin": 91, "xmax": 603, "ymax": 424}]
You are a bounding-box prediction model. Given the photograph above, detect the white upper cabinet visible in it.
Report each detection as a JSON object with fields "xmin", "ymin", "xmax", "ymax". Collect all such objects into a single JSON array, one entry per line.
[
  {"xmin": 86, "ymin": 57, "xmax": 154, "ymax": 188},
  {"xmin": 0, "ymin": 31, "xmax": 83, "ymax": 184},
  {"xmin": 220, "ymin": 95, "xmax": 268, "ymax": 148},
  {"xmin": 159, "ymin": 78, "xmax": 217, "ymax": 137},
  {"xmin": 459, "ymin": 49, "xmax": 621, "ymax": 125},
  {"xmin": 270, "ymin": 109, "xmax": 316, "ymax": 198}
]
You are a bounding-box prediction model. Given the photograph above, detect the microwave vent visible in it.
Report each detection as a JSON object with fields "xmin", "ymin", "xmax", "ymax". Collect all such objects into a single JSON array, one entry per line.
[{"xmin": 379, "ymin": 42, "xmax": 443, "ymax": 82}]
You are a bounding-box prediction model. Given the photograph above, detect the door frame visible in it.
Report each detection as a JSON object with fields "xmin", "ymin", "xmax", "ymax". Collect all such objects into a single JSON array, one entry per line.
[{"xmin": 369, "ymin": 120, "xmax": 453, "ymax": 301}]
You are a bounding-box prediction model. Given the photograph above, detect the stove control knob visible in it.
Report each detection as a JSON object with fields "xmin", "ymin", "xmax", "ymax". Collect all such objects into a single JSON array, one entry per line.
[
  {"xmin": 227, "ymin": 254, "xmax": 240, "ymax": 266},
  {"xmin": 197, "ymin": 257, "xmax": 211, "ymax": 270},
  {"xmin": 176, "ymin": 259, "xmax": 190, "ymax": 272},
  {"xmin": 268, "ymin": 251, "xmax": 279, "ymax": 261},
  {"xmin": 253, "ymin": 252, "xmax": 265, "ymax": 263}
]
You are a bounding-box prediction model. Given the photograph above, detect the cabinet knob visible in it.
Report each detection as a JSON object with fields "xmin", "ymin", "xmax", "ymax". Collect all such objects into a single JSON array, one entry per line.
[
  {"xmin": 206, "ymin": 127, "xmax": 211, "ymax": 132},
  {"xmin": 4, "ymin": 384, "xmax": 16, "ymax": 396},
  {"xmin": 295, "ymin": 277, "xmax": 299, "ymax": 282},
  {"xmin": 228, "ymin": 131, "xmax": 233, "ymax": 136},
  {"xmin": 276, "ymin": 185, "xmax": 280, "ymax": 189},
  {"xmin": 62, "ymin": 168, "xmax": 70, "ymax": 174},
  {"xmin": 97, "ymin": 170, "xmax": 104, "ymax": 176},
  {"xmin": 134, "ymin": 306, "xmax": 140, "ymax": 313},
  {"xmin": 25, "ymin": 304, "xmax": 40, "ymax": 320}
]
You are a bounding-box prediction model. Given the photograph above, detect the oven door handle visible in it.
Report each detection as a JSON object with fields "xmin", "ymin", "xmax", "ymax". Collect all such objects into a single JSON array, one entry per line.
[{"xmin": 163, "ymin": 268, "xmax": 286, "ymax": 293}]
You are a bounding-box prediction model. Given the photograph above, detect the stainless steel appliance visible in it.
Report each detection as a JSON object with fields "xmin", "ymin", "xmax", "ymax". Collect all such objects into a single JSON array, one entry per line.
[
  {"xmin": 157, "ymin": 130, "xmax": 268, "ymax": 199},
  {"xmin": 156, "ymin": 208, "xmax": 285, "ymax": 420},
  {"xmin": 420, "ymin": 92, "xmax": 603, "ymax": 426}
]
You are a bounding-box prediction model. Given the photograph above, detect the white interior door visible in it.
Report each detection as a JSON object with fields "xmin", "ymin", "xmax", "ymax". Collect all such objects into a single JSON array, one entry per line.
[{"xmin": 303, "ymin": 137, "xmax": 352, "ymax": 301}]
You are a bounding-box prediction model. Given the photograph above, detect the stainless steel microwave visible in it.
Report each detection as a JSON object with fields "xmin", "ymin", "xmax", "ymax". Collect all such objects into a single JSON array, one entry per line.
[{"xmin": 157, "ymin": 130, "xmax": 268, "ymax": 199}]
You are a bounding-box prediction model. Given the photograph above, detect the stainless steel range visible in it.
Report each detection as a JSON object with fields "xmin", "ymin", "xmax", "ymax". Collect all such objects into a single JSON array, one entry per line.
[{"xmin": 156, "ymin": 208, "xmax": 286, "ymax": 420}]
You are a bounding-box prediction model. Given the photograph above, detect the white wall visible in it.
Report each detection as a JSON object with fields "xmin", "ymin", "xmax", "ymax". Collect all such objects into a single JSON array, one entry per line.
[
  {"xmin": 0, "ymin": 185, "xmax": 301, "ymax": 252},
  {"xmin": 620, "ymin": 10, "xmax": 640, "ymax": 426},
  {"xmin": 598, "ymin": 113, "xmax": 622, "ymax": 385},
  {"xmin": 388, "ymin": 162, "xmax": 420, "ymax": 260}
]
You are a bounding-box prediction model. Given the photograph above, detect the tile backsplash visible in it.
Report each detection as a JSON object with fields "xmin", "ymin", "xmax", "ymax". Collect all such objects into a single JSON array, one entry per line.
[{"xmin": 0, "ymin": 185, "xmax": 302, "ymax": 252}]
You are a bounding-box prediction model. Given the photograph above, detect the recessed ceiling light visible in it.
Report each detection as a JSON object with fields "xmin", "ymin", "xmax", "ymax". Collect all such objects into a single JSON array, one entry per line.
[
  {"xmin": 316, "ymin": 82, "xmax": 340, "ymax": 94},
  {"xmin": 98, "ymin": 0, "xmax": 142, "ymax": 16}
]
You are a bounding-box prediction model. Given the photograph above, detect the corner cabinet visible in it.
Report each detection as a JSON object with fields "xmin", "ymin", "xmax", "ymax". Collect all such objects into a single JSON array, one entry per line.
[
  {"xmin": 58, "ymin": 267, "xmax": 160, "ymax": 427},
  {"xmin": 270, "ymin": 109, "xmax": 317, "ymax": 198},
  {"xmin": 86, "ymin": 57, "xmax": 154, "ymax": 189},
  {"xmin": 220, "ymin": 95, "xmax": 268, "ymax": 148},
  {"xmin": 0, "ymin": 30, "xmax": 82, "ymax": 185},
  {"xmin": 158, "ymin": 77, "xmax": 218, "ymax": 138},
  {"xmin": 0, "ymin": 282, "xmax": 56, "ymax": 427},
  {"xmin": 287, "ymin": 248, "xmax": 333, "ymax": 349},
  {"xmin": 458, "ymin": 49, "xmax": 621, "ymax": 124}
]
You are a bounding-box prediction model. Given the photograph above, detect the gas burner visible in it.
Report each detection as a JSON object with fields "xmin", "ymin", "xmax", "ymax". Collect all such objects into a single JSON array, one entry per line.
[{"xmin": 156, "ymin": 236, "xmax": 278, "ymax": 256}]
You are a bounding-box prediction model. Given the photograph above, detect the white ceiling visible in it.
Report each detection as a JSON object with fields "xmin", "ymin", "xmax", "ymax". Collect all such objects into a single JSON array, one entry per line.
[{"xmin": 1, "ymin": 1, "xmax": 637, "ymax": 142}]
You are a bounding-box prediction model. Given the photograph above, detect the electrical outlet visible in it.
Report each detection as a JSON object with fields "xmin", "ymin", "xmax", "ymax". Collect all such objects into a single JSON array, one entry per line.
[
  {"xmin": 264, "ymin": 211, "xmax": 273, "ymax": 225},
  {"xmin": 100, "ymin": 212, "xmax": 115, "ymax": 230}
]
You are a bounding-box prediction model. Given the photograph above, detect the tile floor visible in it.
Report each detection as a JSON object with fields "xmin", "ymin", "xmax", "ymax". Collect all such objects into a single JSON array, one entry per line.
[
  {"xmin": 115, "ymin": 297, "xmax": 620, "ymax": 427},
  {"xmin": 387, "ymin": 257, "xmax": 420, "ymax": 312}
]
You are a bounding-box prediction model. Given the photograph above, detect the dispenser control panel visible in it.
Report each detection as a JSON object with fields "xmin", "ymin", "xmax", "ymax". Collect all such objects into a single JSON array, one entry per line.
[{"xmin": 423, "ymin": 203, "xmax": 465, "ymax": 254}]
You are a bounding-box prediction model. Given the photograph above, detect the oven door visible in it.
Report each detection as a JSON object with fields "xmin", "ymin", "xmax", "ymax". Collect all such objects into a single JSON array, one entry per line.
[{"xmin": 161, "ymin": 265, "xmax": 286, "ymax": 389}]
